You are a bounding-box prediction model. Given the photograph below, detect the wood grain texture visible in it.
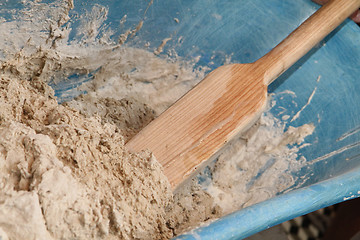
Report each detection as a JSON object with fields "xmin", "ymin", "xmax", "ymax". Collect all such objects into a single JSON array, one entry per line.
[
  {"xmin": 126, "ymin": 0, "xmax": 360, "ymax": 189},
  {"xmin": 127, "ymin": 64, "xmax": 267, "ymax": 188},
  {"xmin": 261, "ymin": 0, "xmax": 360, "ymax": 85}
]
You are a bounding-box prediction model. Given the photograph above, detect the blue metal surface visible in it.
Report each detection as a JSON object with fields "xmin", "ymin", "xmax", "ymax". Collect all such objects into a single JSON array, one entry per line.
[
  {"xmin": 5, "ymin": 0, "xmax": 360, "ymax": 239},
  {"xmin": 64, "ymin": 0, "xmax": 360, "ymax": 238},
  {"xmin": 125, "ymin": 0, "xmax": 360, "ymax": 238},
  {"xmin": 59, "ymin": 0, "xmax": 360, "ymax": 189},
  {"xmin": 175, "ymin": 166, "xmax": 360, "ymax": 240}
]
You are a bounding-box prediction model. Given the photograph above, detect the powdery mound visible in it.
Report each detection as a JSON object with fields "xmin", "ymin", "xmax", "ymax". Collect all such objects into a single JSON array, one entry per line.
[
  {"xmin": 0, "ymin": 1, "xmax": 316, "ymax": 239},
  {"xmin": 0, "ymin": 71, "xmax": 173, "ymax": 239}
]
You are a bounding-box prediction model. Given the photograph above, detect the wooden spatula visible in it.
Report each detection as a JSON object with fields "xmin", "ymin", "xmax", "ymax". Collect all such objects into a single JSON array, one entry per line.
[{"xmin": 126, "ymin": 0, "xmax": 360, "ymax": 189}]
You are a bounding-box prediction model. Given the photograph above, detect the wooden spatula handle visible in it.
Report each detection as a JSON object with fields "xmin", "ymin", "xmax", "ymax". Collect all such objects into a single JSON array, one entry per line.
[
  {"xmin": 260, "ymin": 0, "xmax": 360, "ymax": 85},
  {"xmin": 126, "ymin": 0, "xmax": 360, "ymax": 189}
]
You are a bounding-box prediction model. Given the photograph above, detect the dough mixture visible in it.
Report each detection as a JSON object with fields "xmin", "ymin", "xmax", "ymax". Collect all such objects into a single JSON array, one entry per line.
[{"xmin": 0, "ymin": 1, "xmax": 315, "ymax": 239}]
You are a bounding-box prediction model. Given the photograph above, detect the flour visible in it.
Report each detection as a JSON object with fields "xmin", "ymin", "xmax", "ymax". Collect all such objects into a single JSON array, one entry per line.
[
  {"xmin": 204, "ymin": 115, "xmax": 314, "ymax": 214},
  {"xmin": 0, "ymin": 74, "xmax": 173, "ymax": 240},
  {"xmin": 62, "ymin": 45, "xmax": 207, "ymax": 115},
  {"xmin": 0, "ymin": 1, "xmax": 315, "ymax": 239},
  {"xmin": 0, "ymin": 1, "xmax": 173, "ymax": 239}
]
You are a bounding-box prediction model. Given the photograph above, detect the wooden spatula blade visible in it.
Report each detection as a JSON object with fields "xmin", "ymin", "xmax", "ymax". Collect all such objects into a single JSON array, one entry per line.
[
  {"xmin": 126, "ymin": 64, "xmax": 267, "ymax": 188},
  {"xmin": 127, "ymin": 0, "xmax": 360, "ymax": 190}
]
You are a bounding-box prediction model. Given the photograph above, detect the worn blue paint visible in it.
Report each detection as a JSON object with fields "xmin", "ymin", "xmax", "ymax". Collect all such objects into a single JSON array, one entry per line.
[
  {"xmin": 55, "ymin": 0, "xmax": 360, "ymax": 189},
  {"xmin": 61, "ymin": 0, "xmax": 360, "ymax": 238},
  {"xmin": 175, "ymin": 166, "xmax": 360, "ymax": 240},
  {"xmin": 5, "ymin": 0, "xmax": 360, "ymax": 239}
]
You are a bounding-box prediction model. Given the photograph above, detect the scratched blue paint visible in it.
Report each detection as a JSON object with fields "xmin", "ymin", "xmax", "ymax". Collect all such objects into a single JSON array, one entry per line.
[
  {"xmin": 55, "ymin": 0, "xmax": 360, "ymax": 189},
  {"xmin": 175, "ymin": 166, "xmax": 360, "ymax": 240},
  {"xmin": 62, "ymin": 0, "xmax": 360, "ymax": 238},
  {"xmin": 5, "ymin": 0, "xmax": 360, "ymax": 239}
]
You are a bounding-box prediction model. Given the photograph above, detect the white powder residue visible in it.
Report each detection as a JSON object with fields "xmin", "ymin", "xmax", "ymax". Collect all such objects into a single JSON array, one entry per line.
[
  {"xmin": 204, "ymin": 114, "xmax": 314, "ymax": 214},
  {"xmin": 0, "ymin": 1, "xmax": 174, "ymax": 240},
  {"xmin": 63, "ymin": 45, "xmax": 207, "ymax": 115},
  {"xmin": 0, "ymin": 0, "xmax": 73, "ymax": 60},
  {"xmin": 0, "ymin": 0, "xmax": 317, "ymax": 239},
  {"xmin": 337, "ymin": 126, "xmax": 360, "ymax": 141},
  {"xmin": 0, "ymin": 74, "xmax": 174, "ymax": 240},
  {"xmin": 47, "ymin": 0, "xmax": 315, "ymax": 234},
  {"xmin": 154, "ymin": 37, "xmax": 173, "ymax": 55},
  {"xmin": 308, "ymin": 141, "xmax": 360, "ymax": 166},
  {"xmin": 290, "ymin": 75, "xmax": 320, "ymax": 122}
]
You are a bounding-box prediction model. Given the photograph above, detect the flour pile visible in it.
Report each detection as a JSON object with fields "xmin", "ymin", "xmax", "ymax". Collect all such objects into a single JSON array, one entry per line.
[
  {"xmin": 0, "ymin": 1, "xmax": 174, "ymax": 239},
  {"xmin": 0, "ymin": 0, "xmax": 315, "ymax": 239},
  {"xmin": 0, "ymin": 76, "xmax": 173, "ymax": 240}
]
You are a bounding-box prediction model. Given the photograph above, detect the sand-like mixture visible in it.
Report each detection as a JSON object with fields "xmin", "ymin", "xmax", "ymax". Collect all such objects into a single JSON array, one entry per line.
[{"xmin": 0, "ymin": 1, "xmax": 314, "ymax": 239}]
